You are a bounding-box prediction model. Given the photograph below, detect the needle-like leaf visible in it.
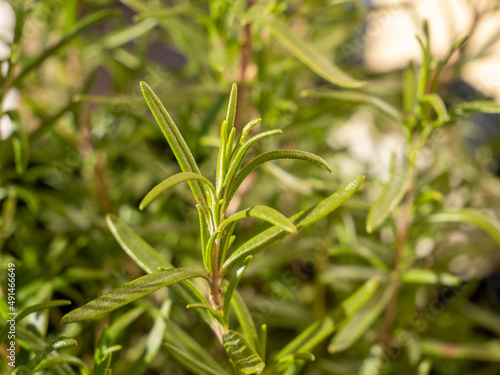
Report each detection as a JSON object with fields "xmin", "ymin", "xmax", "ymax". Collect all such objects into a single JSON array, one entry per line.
[
  {"xmin": 264, "ymin": 16, "xmax": 365, "ymax": 88},
  {"xmin": 220, "ymin": 205, "xmax": 297, "ymax": 234},
  {"xmin": 226, "ymin": 150, "xmax": 333, "ymax": 205},
  {"xmin": 140, "ymin": 82, "xmax": 209, "ymax": 213},
  {"xmin": 61, "ymin": 268, "xmax": 208, "ymax": 323},
  {"xmin": 223, "ymin": 176, "xmax": 364, "ymax": 273},
  {"xmin": 223, "ymin": 256, "xmax": 252, "ymax": 327},
  {"xmin": 139, "ymin": 172, "xmax": 216, "ymax": 210}
]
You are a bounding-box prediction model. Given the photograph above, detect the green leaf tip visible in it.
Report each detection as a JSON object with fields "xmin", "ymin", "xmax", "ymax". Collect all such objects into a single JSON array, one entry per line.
[
  {"xmin": 139, "ymin": 172, "xmax": 216, "ymax": 210},
  {"xmin": 223, "ymin": 330, "xmax": 265, "ymax": 373}
]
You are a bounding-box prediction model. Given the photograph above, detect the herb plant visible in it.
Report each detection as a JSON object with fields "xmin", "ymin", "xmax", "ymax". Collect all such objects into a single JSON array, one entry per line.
[{"xmin": 61, "ymin": 81, "xmax": 365, "ymax": 374}]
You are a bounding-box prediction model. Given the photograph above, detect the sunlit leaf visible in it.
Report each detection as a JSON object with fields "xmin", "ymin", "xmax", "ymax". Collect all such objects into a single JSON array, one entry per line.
[
  {"xmin": 302, "ymin": 89, "xmax": 404, "ymax": 123},
  {"xmin": 231, "ymin": 290, "xmax": 259, "ymax": 351},
  {"xmin": 366, "ymin": 172, "xmax": 411, "ymax": 233},
  {"xmin": 102, "ymin": 19, "xmax": 157, "ymax": 49},
  {"xmin": 275, "ymin": 276, "xmax": 380, "ymax": 360},
  {"xmin": 224, "ymin": 176, "xmax": 364, "ymax": 272},
  {"xmin": 221, "ymin": 205, "xmax": 297, "ymax": 234},
  {"xmin": 223, "ymin": 330, "xmax": 265, "ymax": 374},
  {"xmin": 34, "ymin": 355, "xmax": 90, "ymax": 375},
  {"xmin": 420, "ymin": 339, "xmax": 500, "ymax": 362},
  {"xmin": 140, "ymin": 81, "xmax": 209, "ymax": 213},
  {"xmin": 421, "ymin": 94, "xmax": 450, "ymax": 123},
  {"xmin": 328, "ymin": 284, "xmax": 394, "ymax": 353},
  {"xmin": 264, "ymin": 17, "xmax": 365, "ymax": 88},
  {"xmin": 400, "ymin": 269, "xmax": 461, "ymax": 286},
  {"xmin": 223, "ymin": 256, "xmax": 252, "ymax": 327},
  {"xmin": 428, "ymin": 209, "xmax": 500, "ymax": 246},
  {"xmin": 106, "ymin": 214, "xmax": 171, "ymax": 273},
  {"xmin": 226, "ymin": 150, "xmax": 333, "ymax": 204},
  {"xmin": 23, "ymin": 337, "xmax": 78, "ymax": 374},
  {"xmin": 453, "ymin": 101, "xmax": 500, "ymax": 115},
  {"xmin": 139, "ymin": 172, "xmax": 216, "ymax": 210},
  {"xmin": 223, "ymin": 129, "xmax": 283, "ymax": 198},
  {"xmin": 61, "ymin": 268, "xmax": 208, "ymax": 323}
]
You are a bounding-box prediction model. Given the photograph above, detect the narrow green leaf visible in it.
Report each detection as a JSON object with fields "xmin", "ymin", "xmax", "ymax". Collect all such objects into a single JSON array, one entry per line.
[
  {"xmin": 218, "ymin": 223, "xmax": 237, "ymax": 270},
  {"xmin": 24, "ymin": 337, "xmax": 78, "ymax": 373},
  {"xmin": 106, "ymin": 214, "xmax": 171, "ymax": 272},
  {"xmin": 275, "ymin": 276, "xmax": 380, "ymax": 360},
  {"xmin": 259, "ymin": 324, "xmax": 267, "ymax": 362},
  {"xmin": 421, "ymin": 94, "xmax": 450, "ymax": 123},
  {"xmin": 428, "ymin": 209, "xmax": 500, "ymax": 246},
  {"xmin": 264, "ymin": 17, "xmax": 365, "ymax": 88},
  {"xmin": 166, "ymin": 322, "xmax": 229, "ymax": 374},
  {"xmin": 416, "ymin": 34, "xmax": 431, "ymax": 100},
  {"xmin": 102, "ymin": 19, "xmax": 157, "ymax": 49},
  {"xmin": 366, "ymin": 172, "xmax": 411, "ymax": 233},
  {"xmin": 164, "ymin": 343, "xmax": 225, "ymax": 375},
  {"xmin": 226, "ymin": 83, "xmax": 238, "ymax": 130},
  {"xmin": 18, "ymin": 300, "xmax": 71, "ymax": 322},
  {"xmin": 203, "ymin": 230, "xmax": 220, "ymax": 273},
  {"xmin": 223, "ymin": 256, "xmax": 252, "ymax": 327},
  {"xmin": 14, "ymin": 10, "xmax": 117, "ymax": 85},
  {"xmin": 139, "ymin": 172, "xmax": 216, "ymax": 210},
  {"xmin": 61, "ymin": 268, "xmax": 207, "ymax": 323},
  {"xmin": 140, "ymin": 81, "xmax": 208, "ymax": 212},
  {"xmin": 223, "ymin": 176, "xmax": 364, "ymax": 273},
  {"xmin": 302, "ymin": 89, "xmax": 404, "ymax": 123},
  {"xmin": 420, "ymin": 339, "xmax": 500, "ymax": 362},
  {"xmin": 197, "ymin": 204, "xmax": 209, "ymax": 255},
  {"xmin": 223, "ymin": 330, "xmax": 265, "ymax": 374},
  {"xmin": 431, "ymin": 35, "xmax": 468, "ymax": 92},
  {"xmin": 453, "ymin": 101, "xmax": 500, "ymax": 115},
  {"xmin": 227, "ymin": 150, "xmax": 332, "ymax": 204},
  {"xmin": 222, "ymin": 129, "xmax": 283, "ymax": 200},
  {"xmin": 328, "ymin": 284, "xmax": 394, "ymax": 353},
  {"xmin": 92, "ymin": 353, "xmax": 112, "ymax": 375},
  {"xmin": 221, "ymin": 205, "xmax": 297, "ymax": 234},
  {"xmin": 237, "ymin": 118, "xmax": 262, "ymax": 145},
  {"xmin": 232, "ymin": 290, "xmax": 259, "ymax": 351},
  {"xmin": 186, "ymin": 303, "xmax": 224, "ymax": 324},
  {"xmin": 106, "ymin": 214, "xmax": 210, "ymax": 323},
  {"xmin": 217, "ymin": 120, "xmax": 230, "ymax": 196},
  {"xmin": 400, "ymin": 269, "xmax": 461, "ymax": 286},
  {"xmin": 9, "ymin": 113, "xmax": 29, "ymax": 175}
]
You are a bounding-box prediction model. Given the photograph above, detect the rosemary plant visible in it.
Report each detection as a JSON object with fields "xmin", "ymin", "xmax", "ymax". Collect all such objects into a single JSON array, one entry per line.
[{"xmin": 60, "ymin": 82, "xmax": 365, "ymax": 373}]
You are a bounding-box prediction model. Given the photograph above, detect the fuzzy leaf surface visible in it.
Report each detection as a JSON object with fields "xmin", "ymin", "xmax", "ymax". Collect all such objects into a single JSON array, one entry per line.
[
  {"xmin": 223, "ymin": 330, "xmax": 265, "ymax": 374},
  {"xmin": 61, "ymin": 268, "xmax": 207, "ymax": 323}
]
